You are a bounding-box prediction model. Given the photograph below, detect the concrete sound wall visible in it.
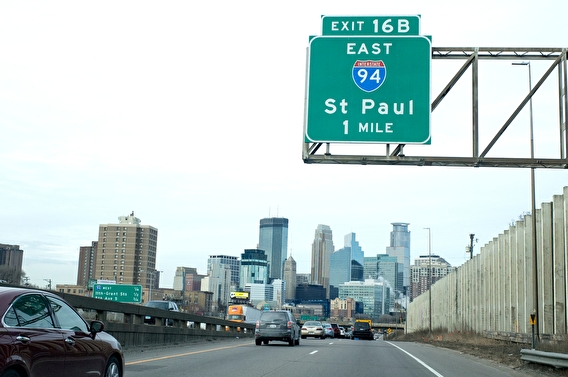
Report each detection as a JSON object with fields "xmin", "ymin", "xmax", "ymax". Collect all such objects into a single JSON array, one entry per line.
[{"xmin": 408, "ymin": 186, "xmax": 568, "ymax": 341}]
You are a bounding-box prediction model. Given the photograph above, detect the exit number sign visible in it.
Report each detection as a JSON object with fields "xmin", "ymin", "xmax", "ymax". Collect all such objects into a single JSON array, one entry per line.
[{"xmin": 321, "ymin": 15, "xmax": 421, "ymax": 36}]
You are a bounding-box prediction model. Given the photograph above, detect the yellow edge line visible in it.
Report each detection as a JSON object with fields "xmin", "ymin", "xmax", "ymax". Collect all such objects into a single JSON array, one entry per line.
[{"xmin": 125, "ymin": 343, "xmax": 249, "ymax": 366}]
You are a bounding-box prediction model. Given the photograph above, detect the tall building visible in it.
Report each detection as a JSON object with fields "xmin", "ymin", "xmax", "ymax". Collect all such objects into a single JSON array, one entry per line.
[
  {"xmin": 205, "ymin": 261, "xmax": 232, "ymax": 311},
  {"xmin": 207, "ymin": 255, "xmax": 240, "ymax": 288},
  {"xmin": 272, "ymin": 279, "xmax": 285, "ymax": 308},
  {"xmin": 94, "ymin": 213, "xmax": 158, "ymax": 290},
  {"xmin": 338, "ymin": 279, "xmax": 391, "ymax": 319},
  {"xmin": 386, "ymin": 223, "xmax": 410, "ymax": 288},
  {"xmin": 0, "ymin": 243, "xmax": 24, "ymax": 285},
  {"xmin": 377, "ymin": 254, "xmax": 402, "ymax": 291},
  {"xmin": 311, "ymin": 224, "xmax": 334, "ymax": 298},
  {"xmin": 173, "ymin": 266, "xmax": 205, "ymax": 292},
  {"xmin": 283, "ymin": 256, "xmax": 297, "ymax": 301},
  {"xmin": 330, "ymin": 233, "xmax": 365, "ymax": 289},
  {"xmin": 77, "ymin": 241, "xmax": 97, "ymax": 287},
  {"xmin": 345, "ymin": 233, "xmax": 364, "ymax": 265},
  {"xmin": 330, "ymin": 247, "xmax": 351, "ymax": 287},
  {"xmin": 363, "ymin": 256, "xmax": 379, "ymax": 280},
  {"xmin": 240, "ymin": 249, "xmax": 269, "ymax": 288},
  {"xmin": 258, "ymin": 217, "xmax": 289, "ymax": 281},
  {"xmin": 409, "ymin": 254, "xmax": 454, "ymax": 301}
]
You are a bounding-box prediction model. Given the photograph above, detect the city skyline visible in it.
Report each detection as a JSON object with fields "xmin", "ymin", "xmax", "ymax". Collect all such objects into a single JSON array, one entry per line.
[
  {"xmin": 3, "ymin": 214, "xmax": 518, "ymax": 289},
  {"xmin": 3, "ymin": 1, "xmax": 568, "ymax": 289}
]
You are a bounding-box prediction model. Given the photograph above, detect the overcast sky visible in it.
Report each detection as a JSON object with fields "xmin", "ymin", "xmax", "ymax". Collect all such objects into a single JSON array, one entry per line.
[{"xmin": 2, "ymin": 0, "xmax": 568, "ymax": 289}]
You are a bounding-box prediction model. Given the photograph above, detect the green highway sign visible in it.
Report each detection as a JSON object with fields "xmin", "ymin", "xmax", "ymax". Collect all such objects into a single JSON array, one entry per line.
[
  {"xmin": 304, "ymin": 35, "xmax": 431, "ymax": 144},
  {"xmin": 92, "ymin": 283, "xmax": 142, "ymax": 303},
  {"xmin": 321, "ymin": 15, "xmax": 421, "ymax": 36}
]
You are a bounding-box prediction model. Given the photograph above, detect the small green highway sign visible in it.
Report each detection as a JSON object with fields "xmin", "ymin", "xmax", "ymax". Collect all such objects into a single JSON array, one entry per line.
[
  {"xmin": 92, "ymin": 283, "xmax": 142, "ymax": 303},
  {"xmin": 304, "ymin": 34, "xmax": 431, "ymax": 144},
  {"xmin": 321, "ymin": 15, "xmax": 421, "ymax": 36}
]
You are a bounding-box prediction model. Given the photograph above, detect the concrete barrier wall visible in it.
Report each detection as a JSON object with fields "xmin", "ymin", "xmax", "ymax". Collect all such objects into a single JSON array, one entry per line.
[
  {"xmin": 57, "ymin": 292, "xmax": 254, "ymax": 349},
  {"xmin": 408, "ymin": 186, "xmax": 568, "ymax": 341}
]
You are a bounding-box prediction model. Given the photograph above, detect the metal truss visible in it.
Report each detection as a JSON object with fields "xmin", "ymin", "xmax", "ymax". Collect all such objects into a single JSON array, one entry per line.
[{"xmin": 303, "ymin": 47, "xmax": 568, "ymax": 169}]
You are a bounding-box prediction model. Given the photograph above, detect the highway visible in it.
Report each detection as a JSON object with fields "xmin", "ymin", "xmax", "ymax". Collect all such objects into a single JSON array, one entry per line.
[{"xmin": 124, "ymin": 337, "xmax": 531, "ymax": 377}]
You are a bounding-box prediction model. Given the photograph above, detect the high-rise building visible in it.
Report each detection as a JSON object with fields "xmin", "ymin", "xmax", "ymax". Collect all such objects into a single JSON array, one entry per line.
[
  {"xmin": 207, "ymin": 255, "xmax": 240, "ymax": 288},
  {"xmin": 377, "ymin": 254, "xmax": 402, "ymax": 291},
  {"xmin": 272, "ymin": 279, "xmax": 285, "ymax": 308},
  {"xmin": 363, "ymin": 256, "xmax": 379, "ymax": 280},
  {"xmin": 409, "ymin": 254, "xmax": 454, "ymax": 301},
  {"xmin": 259, "ymin": 217, "xmax": 289, "ymax": 281},
  {"xmin": 386, "ymin": 223, "xmax": 410, "ymax": 288},
  {"xmin": 283, "ymin": 256, "xmax": 297, "ymax": 301},
  {"xmin": 364, "ymin": 254, "xmax": 403, "ymax": 292},
  {"xmin": 93, "ymin": 213, "xmax": 158, "ymax": 290},
  {"xmin": 77, "ymin": 241, "xmax": 97, "ymax": 287},
  {"xmin": 311, "ymin": 224, "xmax": 334, "ymax": 298},
  {"xmin": 338, "ymin": 279, "xmax": 391, "ymax": 319},
  {"xmin": 173, "ymin": 266, "xmax": 205, "ymax": 292},
  {"xmin": 205, "ymin": 261, "xmax": 232, "ymax": 310},
  {"xmin": 0, "ymin": 243, "xmax": 24, "ymax": 285},
  {"xmin": 240, "ymin": 249, "xmax": 268, "ymax": 288},
  {"xmin": 330, "ymin": 247, "xmax": 351, "ymax": 287},
  {"xmin": 345, "ymin": 233, "xmax": 364, "ymax": 265},
  {"xmin": 330, "ymin": 233, "xmax": 365, "ymax": 289}
]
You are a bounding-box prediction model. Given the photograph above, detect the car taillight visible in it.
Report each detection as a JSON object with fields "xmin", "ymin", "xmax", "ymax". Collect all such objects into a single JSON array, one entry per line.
[
  {"xmin": 316, "ymin": 327, "xmax": 322, "ymax": 330},
  {"xmin": 287, "ymin": 321, "xmax": 292, "ymax": 329},
  {"xmin": 255, "ymin": 320, "xmax": 260, "ymax": 329}
]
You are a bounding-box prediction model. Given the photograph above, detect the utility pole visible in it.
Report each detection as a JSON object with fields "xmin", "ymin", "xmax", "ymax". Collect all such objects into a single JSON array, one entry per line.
[
  {"xmin": 469, "ymin": 233, "xmax": 475, "ymax": 259},
  {"xmin": 43, "ymin": 279, "xmax": 52, "ymax": 290},
  {"xmin": 424, "ymin": 227, "xmax": 432, "ymax": 336}
]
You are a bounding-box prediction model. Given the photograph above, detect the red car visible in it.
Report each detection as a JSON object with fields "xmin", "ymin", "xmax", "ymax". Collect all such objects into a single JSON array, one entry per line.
[
  {"xmin": 330, "ymin": 323, "xmax": 341, "ymax": 338},
  {"xmin": 0, "ymin": 286, "xmax": 124, "ymax": 377}
]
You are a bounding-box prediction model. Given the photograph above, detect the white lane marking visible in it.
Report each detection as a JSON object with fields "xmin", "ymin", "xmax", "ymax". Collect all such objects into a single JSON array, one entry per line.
[
  {"xmin": 387, "ymin": 342, "xmax": 444, "ymax": 377},
  {"xmin": 310, "ymin": 350, "xmax": 318, "ymax": 355}
]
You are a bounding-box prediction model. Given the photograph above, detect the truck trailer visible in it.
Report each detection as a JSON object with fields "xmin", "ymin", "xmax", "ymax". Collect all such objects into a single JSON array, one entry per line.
[{"xmin": 227, "ymin": 304, "xmax": 263, "ymax": 324}]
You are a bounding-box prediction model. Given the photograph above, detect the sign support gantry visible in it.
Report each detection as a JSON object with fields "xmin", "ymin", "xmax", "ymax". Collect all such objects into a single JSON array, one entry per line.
[{"xmin": 303, "ymin": 47, "xmax": 568, "ymax": 169}]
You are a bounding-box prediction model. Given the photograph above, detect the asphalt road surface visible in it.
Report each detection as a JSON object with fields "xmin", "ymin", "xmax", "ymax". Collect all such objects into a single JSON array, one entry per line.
[{"xmin": 124, "ymin": 337, "xmax": 530, "ymax": 377}]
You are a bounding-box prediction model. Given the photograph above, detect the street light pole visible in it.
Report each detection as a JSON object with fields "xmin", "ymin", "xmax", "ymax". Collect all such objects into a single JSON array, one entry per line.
[
  {"xmin": 424, "ymin": 227, "xmax": 432, "ymax": 336},
  {"xmin": 513, "ymin": 61, "xmax": 538, "ymax": 342}
]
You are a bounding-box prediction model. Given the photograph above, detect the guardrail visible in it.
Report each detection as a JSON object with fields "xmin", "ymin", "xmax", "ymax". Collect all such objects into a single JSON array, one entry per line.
[
  {"xmin": 57, "ymin": 292, "xmax": 255, "ymax": 349},
  {"xmin": 521, "ymin": 349, "xmax": 568, "ymax": 369}
]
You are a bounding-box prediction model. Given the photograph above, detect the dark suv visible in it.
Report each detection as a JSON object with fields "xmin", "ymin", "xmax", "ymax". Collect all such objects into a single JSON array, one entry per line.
[
  {"xmin": 255, "ymin": 310, "xmax": 301, "ymax": 346},
  {"xmin": 144, "ymin": 300, "xmax": 179, "ymax": 326},
  {"xmin": 351, "ymin": 321, "xmax": 374, "ymax": 340}
]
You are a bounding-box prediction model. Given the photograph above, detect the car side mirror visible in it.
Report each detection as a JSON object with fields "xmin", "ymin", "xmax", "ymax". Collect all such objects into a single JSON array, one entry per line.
[{"xmin": 90, "ymin": 320, "xmax": 105, "ymax": 338}]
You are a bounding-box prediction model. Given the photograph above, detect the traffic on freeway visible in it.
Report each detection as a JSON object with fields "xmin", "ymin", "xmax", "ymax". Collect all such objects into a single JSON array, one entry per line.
[{"xmin": 124, "ymin": 337, "xmax": 533, "ymax": 377}]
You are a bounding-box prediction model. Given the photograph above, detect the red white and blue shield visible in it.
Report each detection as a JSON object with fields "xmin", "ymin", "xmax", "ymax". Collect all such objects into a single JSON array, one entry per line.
[{"xmin": 352, "ymin": 60, "xmax": 387, "ymax": 92}]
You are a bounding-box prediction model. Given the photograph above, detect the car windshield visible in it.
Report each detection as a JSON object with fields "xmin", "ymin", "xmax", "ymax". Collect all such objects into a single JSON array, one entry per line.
[
  {"xmin": 304, "ymin": 321, "xmax": 321, "ymax": 326},
  {"xmin": 145, "ymin": 301, "xmax": 169, "ymax": 310}
]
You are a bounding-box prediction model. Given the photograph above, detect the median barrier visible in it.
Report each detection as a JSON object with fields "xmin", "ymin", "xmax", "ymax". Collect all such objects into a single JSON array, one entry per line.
[{"xmin": 57, "ymin": 291, "xmax": 254, "ymax": 348}]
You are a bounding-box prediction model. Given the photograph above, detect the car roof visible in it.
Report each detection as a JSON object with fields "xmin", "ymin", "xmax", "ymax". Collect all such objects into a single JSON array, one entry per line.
[{"xmin": 0, "ymin": 287, "xmax": 61, "ymax": 313}]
